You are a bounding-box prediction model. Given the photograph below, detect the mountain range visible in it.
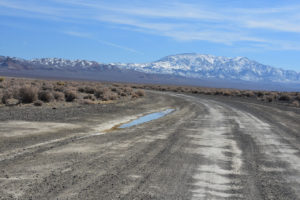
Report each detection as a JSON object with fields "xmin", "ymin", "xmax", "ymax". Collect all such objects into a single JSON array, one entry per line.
[
  {"xmin": 120, "ymin": 53, "xmax": 300, "ymax": 83},
  {"xmin": 0, "ymin": 54, "xmax": 299, "ymax": 91}
]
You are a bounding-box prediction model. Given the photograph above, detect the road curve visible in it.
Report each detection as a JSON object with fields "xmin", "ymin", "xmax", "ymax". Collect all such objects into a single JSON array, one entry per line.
[{"xmin": 0, "ymin": 92, "xmax": 300, "ymax": 200}]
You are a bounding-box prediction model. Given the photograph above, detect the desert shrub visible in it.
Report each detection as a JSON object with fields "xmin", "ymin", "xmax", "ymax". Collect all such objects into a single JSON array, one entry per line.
[
  {"xmin": 131, "ymin": 93, "xmax": 139, "ymax": 98},
  {"xmin": 256, "ymin": 91, "xmax": 264, "ymax": 98},
  {"xmin": 53, "ymin": 85, "xmax": 64, "ymax": 92},
  {"xmin": 234, "ymin": 91, "xmax": 242, "ymax": 97},
  {"xmin": 64, "ymin": 90, "xmax": 77, "ymax": 102},
  {"xmin": 94, "ymin": 88, "xmax": 109, "ymax": 99},
  {"xmin": 222, "ymin": 90, "xmax": 231, "ymax": 96},
  {"xmin": 122, "ymin": 87, "xmax": 133, "ymax": 95},
  {"xmin": 78, "ymin": 87, "xmax": 85, "ymax": 93},
  {"xmin": 53, "ymin": 91, "xmax": 65, "ymax": 101},
  {"xmin": 100, "ymin": 94, "xmax": 109, "ymax": 101},
  {"xmin": 83, "ymin": 94, "xmax": 95, "ymax": 101},
  {"xmin": 265, "ymin": 96, "xmax": 274, "ymax": 102},
  {"xmin": 270, "ymin": 93, "xmax": 278, "ymax": 100},
  {"xmin": 99, "ymin": 91, "xmax": 118, "ymax": 101},
  {"xmin": 80, "ymin": 86, "xmax": 96, "ymax": 94},
  {"xmin": 204, "ymin": 91, "xmax": 212, "ymax": 95},
  {"xmin": 169, "ymin": 87, "xmax": 177, "ymax": 92},
  {"xmin": 38, "ymin": 90, "xmax": 53, "ymax": 102},
  {"xmin": 31, "ymin": 81, "xmax": 37, "ymax": 86},
  {"xmin": 18, "ymin": 87, "xmax": 37, "ymax": 103},
  {"xmin": 87, "ymin": 87, "xmax": 97, "ymax": 94},
  {"xmin": 116, "ymin": 88, "xmax": 124, "ymax": 95},
  {"xmin": 181, "ymin": 88, "xmax": 190, "ymax": 93},
  {"xmin": 108, "ymin": 92, "xmax": 118, "ymax": 100},
  {"xmin": 12, "ymin": 87, "xmax": 21, "ymax": 99},
  {"xmin": 34, "ymin": 100, "xmax": 43, "ymax": 106},
  {"xmin": 112, "ymin": 83, "xmax": 120, "ymax": 87},
  {"xmin": 120, "ymin": 92, "xmax": 127, "ymax": 97},
  {"xmin": 83, "ymin": 95, "xmax": 90, "ymax": 99},
  {"xmin": 0, "ymin": 77, "xmax": 4, "ymax": 82},
  {"xmin": 291, "ymin": 100, "xmax": 300, "ymax": 107},
  {"xmin": 135, "ymin": 90, "xmax": 145, "ymax": 97},
  {"xmin": 278, "ymin": 94, "xmax": 291, "ymax": 101},
  {"xmin": 41, "ymin": 83, "xmax": 53, "ymax": 91},
  {"xmin": 110, "ymin": 87, "xmax": 117, "ymax": 92},
  {"xmin": 56, "ymin": 81, "xmax": 65, "ymax": 86},
  {"xmin": 1, "ymin": 91, "xmax": 12, "ymax": 104},
  {"xmin": 244, "ymin": 91, "xmax": 255, "ymax": 97},
  {"xmin": 191, "ymin": 89, "xmax": 198, "ymax": 94},
  {"xmin": 214, "ymin": 91, "xmax": 221, "ymax": 95}
]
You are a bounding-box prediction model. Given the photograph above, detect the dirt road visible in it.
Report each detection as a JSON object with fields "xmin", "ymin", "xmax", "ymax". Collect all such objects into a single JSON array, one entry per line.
[{"xmin": 0, "ymin": 91, "xmax": 300, "ymax": 199}]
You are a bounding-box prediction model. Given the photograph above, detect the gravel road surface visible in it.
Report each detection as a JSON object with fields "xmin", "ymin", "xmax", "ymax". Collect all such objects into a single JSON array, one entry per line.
[{"xmin": 0, "ymin": 91, "xmax": 299, "ymax": 200}]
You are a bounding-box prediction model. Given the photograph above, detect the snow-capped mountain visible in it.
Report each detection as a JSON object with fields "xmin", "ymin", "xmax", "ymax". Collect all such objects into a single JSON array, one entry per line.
[
  {"xmin": 120, "ymin": 53, "xmax": 300, "ymax": 83},
  {"xmin": 0, "ymin": 56, "xmax": 119, "ymax": 71}
]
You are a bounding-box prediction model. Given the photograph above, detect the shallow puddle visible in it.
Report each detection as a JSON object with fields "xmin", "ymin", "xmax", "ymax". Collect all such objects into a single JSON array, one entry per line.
[{"xmin": 119, "ymin": 109, "xmax": 175, "ymax": 128}]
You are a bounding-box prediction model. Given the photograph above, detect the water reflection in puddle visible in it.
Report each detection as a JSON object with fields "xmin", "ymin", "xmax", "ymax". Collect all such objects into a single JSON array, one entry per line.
[{"xmin": 119, "ymin": 109, "xmax": 175, "ymax": 128}]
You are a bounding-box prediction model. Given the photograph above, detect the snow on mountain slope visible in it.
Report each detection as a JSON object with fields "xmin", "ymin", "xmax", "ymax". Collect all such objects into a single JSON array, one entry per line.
[
  {"xmin": 121, "ymin": 53, "xmax": 300, "ymax": 83},
  {"xmin": 30, "ymin": 58, "xmax": 102, "ymax": 70},
  {"xmin": 0, "ymin": 56, "xmax": 119, "ymax": 71}
]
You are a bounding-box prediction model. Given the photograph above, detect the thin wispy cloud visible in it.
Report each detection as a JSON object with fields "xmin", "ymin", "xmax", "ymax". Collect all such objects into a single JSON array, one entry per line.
[
  {"xmin": 63, "ymin": 30, "xmax": 143, "ymax": 55},
  {"xmin": 0, "ymin": 0, "xmax": 64, "ymax": 16},
  {"xmin": 243, "ymin": 20, "xmax": 300, "ymax": 33},
  {"xmin": 1, "ymin": 0, "xmax": 300, "ymax": 51},
  {"xmin": 62, "ymin": 31, "xmax": 91, "ymax": 38}
]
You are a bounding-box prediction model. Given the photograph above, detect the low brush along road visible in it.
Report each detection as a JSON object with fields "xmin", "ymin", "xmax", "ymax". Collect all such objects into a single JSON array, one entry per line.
[{"xmin": 0, "ymin": 91, "xmax": 300, "ymax": 200}]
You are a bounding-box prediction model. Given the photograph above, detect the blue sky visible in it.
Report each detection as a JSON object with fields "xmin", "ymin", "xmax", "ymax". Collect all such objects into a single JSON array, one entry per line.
[{"xmin": 0, "ymin": 0, "xmax": 300, "ymax": 71}]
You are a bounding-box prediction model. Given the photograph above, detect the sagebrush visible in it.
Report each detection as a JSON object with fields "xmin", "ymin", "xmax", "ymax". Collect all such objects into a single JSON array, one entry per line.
[{"xmin": 0, "ymin": 77, "xmax": 145, "ymax": 106}]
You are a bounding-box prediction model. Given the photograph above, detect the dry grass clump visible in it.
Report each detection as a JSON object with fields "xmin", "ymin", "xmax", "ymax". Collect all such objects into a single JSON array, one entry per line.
[
  {"xmin": 83, "ymin": 94, "xmax": 95, "ymax": 100},
  {"xmin": 292, "ymin": 100, "xmax": 300, "ymax": 107},
  {"xmin": 38, "ymin": 90, "xmax": 53, "ymax": 102},
  {"xmin": 122, "ymin": 87, "xmax": 133, "ymax": 95},
  {"xmin": 1, "ymin": 90, "xmax": 13, "ymax": 104},
  {"xmin": 131, "ymin": 93, "xmax": 138, "ymax": 98},
  {"xmin": 0, "ymin": 77, "xmax": 145, "ymax": 106},
  {"xmin": 0, "ymin": 77, "xmax": 4, "ymax": 82},
  {"xmin": 106, "ymin": 92, "xmax": 118, "ymax": 101},
  {"xmin": 135, "ymin": 90, "xmax": 145, "ymax": 97},
  {"xmin": 56, "ymin": 81, "xmax": 65, "ymax": 86},
  {"xmin": 34, "ymin": 100, "xmax": 43, "ymax": 106},
  {"xmin": 129, "ymin": 83, "xmax": 300, "ymax": 108},
  {"xmin": 78, "ymin": 86, "xmax": 96, "ymax": 94},
  {"xmin": 53, "ymin": 85, "xmax": 64, "ymax": 92},
  {"xmin": 96, "ymin": 89, "xmax": 118, "ymax": 101},
  {"xmin": 53, "ymin": 91, "xmax": 65, "ymax": 101},
  {"xmin": 278, "ymin": 94, "xmax": 291, "ymax": 101},
  {"xmin": 64, "ymin": 90, "xmax": 77, "ymax": 102},
  {"xmin": 94, "ymin": 87, "xmax": 109, "ymax": 99},
  {"xmin": 263, "ymin": 96, "xmax": 274, "ymax": 102},
  {"xmin": 18, "ymin": 87, "xmax": 38, "ymax": 103}
]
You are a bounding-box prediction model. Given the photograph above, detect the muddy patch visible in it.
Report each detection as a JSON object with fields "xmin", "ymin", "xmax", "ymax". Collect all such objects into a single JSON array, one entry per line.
[{"xmin": 119, "ymin": 109, "xmax": 175, "ymax": 128}]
